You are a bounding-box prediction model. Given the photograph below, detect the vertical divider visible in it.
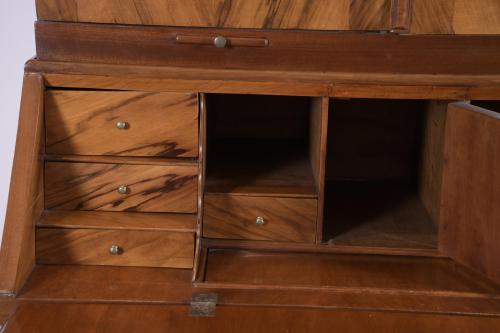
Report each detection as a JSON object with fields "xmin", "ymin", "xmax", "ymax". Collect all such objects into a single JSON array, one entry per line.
[
  {"xmin": 192, "ymin": 93, "xmax": 207, "ymax": 282},
  {"xmin": 310, "ymin": 97, "xmax": 330, "ymax": 244}
]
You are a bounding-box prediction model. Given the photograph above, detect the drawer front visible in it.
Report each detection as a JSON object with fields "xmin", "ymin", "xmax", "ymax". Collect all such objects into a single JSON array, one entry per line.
[
  {"xmin": 36, "ymin": 228, "xmax": 194, "ymax": 268},
  {"xmin": 203, "ymin": 195, "xmax": 317, "ymax": 243},
  {"xmin": 45, "ymin": 90, "xmax": 199, "ymax": 157},
  {"xmin": 45, "ymin": 162, "xmax": 198, "ymax": 213}
]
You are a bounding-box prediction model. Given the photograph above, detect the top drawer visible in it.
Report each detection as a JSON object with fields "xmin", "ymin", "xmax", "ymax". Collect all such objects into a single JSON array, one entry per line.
[{"xmin": 45, "ymin": 91, "xmax": 199, "ymax": 158}]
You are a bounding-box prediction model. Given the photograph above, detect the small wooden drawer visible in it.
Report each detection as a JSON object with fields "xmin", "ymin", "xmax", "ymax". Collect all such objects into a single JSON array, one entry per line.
[
  {"xmin": 45, "ymin": 90, "xmax": 199, "ymax": 157},
  {"xmin": 45, "ymin": 162, "xmax": 198, "ymax": 213},
  {"xmin": 203, "ymin": 194, "xmax": 317, "ymax": 243},
  {"xmin": 36, "ymin": 228, "xmax": 195, "ymax": 268}
]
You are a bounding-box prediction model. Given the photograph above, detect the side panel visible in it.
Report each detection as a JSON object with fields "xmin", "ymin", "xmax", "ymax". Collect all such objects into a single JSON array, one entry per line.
[
  {"xmin": 0, "ymin": 74, "xmax": 45, "ymax": 294},
  {"xmin": 440, "ymin": 102, "xmax": 500, "ymax": 284}
]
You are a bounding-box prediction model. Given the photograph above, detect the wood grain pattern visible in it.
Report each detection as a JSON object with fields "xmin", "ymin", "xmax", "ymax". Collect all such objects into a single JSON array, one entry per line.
[
  {"xmin": 36, "ymin": 228, "xmax": 194, "ymax": 268},
  {"xmin": 45, "ymin": 90, "xmax": 198, "ymax": 157},
  {"xmin": 15, "ymin": 264, "xmax": 500, "ymax": 316},
  {"xmin": 440, "ymin": 102, "xmax": 500, "ymax": 284},
  {"xmin": 203, "ymin": 195, "xmax": 317, "ymax": 243},
  {"xmin": 203, "ymin": 250, "xmax": 500, "ymax": 295},
  {"xmin": 6, "ymin": 302, "xmax": 500, "ymax": 333},
  {"xmin": 18, "ymin": 265, "xmax": 193, "ymax": 303},
  {"xmin": 419, "ymin": 101, "xmax": 447, "ymax": 225},
  {"xmin": 37, "ymin": 211, "xmax": 197, "ymax": 232},
  {"xmin": 26, "ymin": 60, "xmax": 500, "ymax": 100},
  {"xmin": 35, "ymin": 0, "xmax": 392, "ymax": 31},
  {"xmin": 35, "ymin": 22, "xmax": 500, "ymax": 75},
  {"xmin": 411, "ymin": 0, "xmax": 500, "ymax": 34},
  {"xmin": 0, "ymin": 74, "xmax": 44, "ymax": 295},
  {"xmin": 45, "ymin": 162, "xmax": 198, "ymax": 213}
]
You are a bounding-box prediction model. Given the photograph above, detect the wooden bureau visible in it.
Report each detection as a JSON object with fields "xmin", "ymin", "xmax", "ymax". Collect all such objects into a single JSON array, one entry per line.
[{"xmin": 1, "ymin": 1, "xmax": 500, "ymax": 332}]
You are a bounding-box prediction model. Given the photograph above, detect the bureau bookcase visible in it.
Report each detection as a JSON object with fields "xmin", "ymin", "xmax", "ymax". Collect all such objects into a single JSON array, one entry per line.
[{"xmin": 1, "ymin": 0, "xmax": 500, "ymax": 331}]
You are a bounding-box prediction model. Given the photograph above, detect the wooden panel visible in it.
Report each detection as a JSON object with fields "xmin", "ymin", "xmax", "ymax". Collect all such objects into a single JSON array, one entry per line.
[
  {"xmin": 35, "ymin": 22, "xmax": 500, "ymax": 75},
  {"xmin": 411, "ymin": 0, "xmax": 500, "ymax": 34},
  {"xmin": 203, "ymin": 195, "xmax": 317, "ymax": 243},
  {"xmin": 310, "ymin": 98, "xmax": 329, "ymax": 243},
  {"xmin": 26, "ymin": 60, "xmax": 500, "ymax": 100},
  {"xmin": 0, "ymin": 74, "xmax": 44, "ymax": 295},
  {"xmin": 440, "ymin": 102, "xmax": 500, "ymax": 284},
  {"xmin": 35, "ymin": 0, "xmax": 392, "ymax": 31},
  {"xmin": 203, "ymin": 250, "xmax": 500, "ymax": 295},
  {"xmin": 6, "ymin": 302, "xmax": 500, "ymax": 333},
  {"xmin": 45, "ymin": 90, "xmax": 198, "ymax": 157},
  {"xmin": 14, "ymin": 265, "xmax": 500, "ymax": 316},
  {"xmin": 45, "ymin": 162, "xmax": 198, "ymax": 213},
  {"xmin": 19, "ymin": 265, "xmax": 193, "ymax": 303},
  {"xmin": 418, "ymin": 101, "xmax": 447, "ymax": 225},
  {"xmin": 38, "ymin": 211, "xmax": 197, "ymax": 232},
  {"xmin": 36, "ymin": 228, "xmax": 194, "ymax": 268}
]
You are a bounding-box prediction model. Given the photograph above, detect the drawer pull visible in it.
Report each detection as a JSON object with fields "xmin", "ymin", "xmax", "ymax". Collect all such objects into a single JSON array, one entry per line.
[
  {"xmin": 109, "ymin": 245, "xmax": 122, "ymax": 255},
  {"xmin": 255, "ymin": 216, "xmax": 266, "ymax": 226},
  {"xmin": 115, "ymin": 121, "xmax": 129, "ymax": 130},
  {"xmin": 176, "ymin": 35, "xmax": 269, "ymax": 48},
  {"xmin": 214, "ymin": 36, "xmax": 227, "ymax": 48},
  {"xmin": 117, "ymin": 185, "xmax": 129, "ymax": 194}
]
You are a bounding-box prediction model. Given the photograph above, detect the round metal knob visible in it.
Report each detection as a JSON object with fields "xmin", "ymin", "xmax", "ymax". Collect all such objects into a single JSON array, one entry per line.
[
  {"xmin": 255, "ymin": 216, "xmax": 265, "ymax": 226},
  {"xmin": 117, "ymin": 185, "xmax": 129, "ymax": 194},
  {"xmin": 214, "ymin": 36, "xmax": 227, "ymax": 48},
  {"xmin": 109, "ymin": 245, "xmax": 121, "ymax": 255},
  {"xmin": 116, "ymin": 121, "xmax": 128, "ymax": 129}
]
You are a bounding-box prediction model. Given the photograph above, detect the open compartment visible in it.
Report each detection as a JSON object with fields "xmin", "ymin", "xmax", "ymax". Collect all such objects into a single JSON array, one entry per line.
[
  {"xmin": 205, "ymin": 94, "xmax": 322, "ymax": 198},
  {"xmin": 323, "ymin": 99, "xmax": 448, "ymax": 250}
]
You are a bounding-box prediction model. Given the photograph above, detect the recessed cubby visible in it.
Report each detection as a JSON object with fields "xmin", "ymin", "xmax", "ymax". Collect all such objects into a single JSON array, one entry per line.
[
  {"xmin": 205, "ymin": 94, "xmax": 322, "ymax": 198},
  {"xmin": 323, "ymin": 99, "xmax": 447, "ymax": 250}
]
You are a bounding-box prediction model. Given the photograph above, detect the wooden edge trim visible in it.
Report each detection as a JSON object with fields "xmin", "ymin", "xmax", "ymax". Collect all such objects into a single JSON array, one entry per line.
[
  {"xmin": 391, "ymin": 0, "xmax": 412, "ymax": 32},
  {"xmin": 205, "ymin": 239, "xmax": 445, "ymax": 258},
  {"xmin": 43, "ymin": 154, "xmax": 198, "ymax": 166},
  {"xmin": 0, "ymin": 73, "xmax": 45, "ymax": 295}
]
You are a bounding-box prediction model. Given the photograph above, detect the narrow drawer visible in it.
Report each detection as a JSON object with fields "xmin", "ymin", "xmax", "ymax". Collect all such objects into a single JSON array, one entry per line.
[
  {"xmin": 45, "ymin": 90, "xmax": 199, "ymax": 157},
  {"xmin": 36, "ymin": 228, "xmax": 195, "ymax": 268},
  {"xmin": 45, "ymin": 162, "xmax": 198, "ymax": 213},
  {"xmin": 203, "ymin": 195, "xmax": 317, "ymax": 243}
]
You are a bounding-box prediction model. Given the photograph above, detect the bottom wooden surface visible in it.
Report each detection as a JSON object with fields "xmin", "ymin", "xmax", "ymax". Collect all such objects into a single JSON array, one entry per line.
[{"xmin": 4, "ymin": 302, "xmax": 500, "ymax": 333}]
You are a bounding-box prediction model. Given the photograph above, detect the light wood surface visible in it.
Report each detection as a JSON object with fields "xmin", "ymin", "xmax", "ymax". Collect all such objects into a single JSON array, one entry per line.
[
  {"xmin": 6, "ymin": 302, "xmax": 500, "ymax": 333},
  {"xmin": 45, "ymin": 162, "xmax": 198, "ymax": 213},
  {"xmin": 411, "ymin": 0, "xmax": 500, "ymax": 34},
  {"xmin": 0, "ymin": 74, "xmax": 44, "ymax": 295},
  {"xmin": 46, "ymin": 90, "xmax": 199, "ymax": 157},
  {"xmin": 203, "ymin": 195, "xmax": 317, "ymax": 243},
  {"xmin": 26, "ymin": 59, "xmax": 500, "ymax": 100},
  {"xmin": 36, "ymin": 228, "xmax": 194, "ymax": 268},
  {"xmin": 440, "ymin": 102, "xmax": 500, "ymax": 284},
  {"xmin": 35, "ymin": 0, "xmax": 393, "ymax": 31},
  {"xmin": 37, "ymin": 211, "xmax": 197, "ymax": 232}
]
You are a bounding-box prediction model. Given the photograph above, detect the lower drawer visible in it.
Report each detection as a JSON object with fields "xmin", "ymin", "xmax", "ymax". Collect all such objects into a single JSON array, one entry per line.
[
  {"xmin": 36, "ymin": 228, "xmax": 195, "ymax": 269},
  {"xmin": 203, "ymin": 195, "xmax": 317, "ymax": 243}
]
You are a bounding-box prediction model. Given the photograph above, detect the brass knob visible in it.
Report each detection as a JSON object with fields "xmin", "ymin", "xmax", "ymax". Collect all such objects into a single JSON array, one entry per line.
[
  {"xmin": 109, "ymin": 245, "xmax": 121, "ymax": 255},
  {"xmin": 117, "ymin": 185, "xmax": 129, "ymax": 194},
  {"xmin": 116, "ymin": 121, "xmax": 128, "ymax": 129},
  {"xmin": 214, "ymin": 36, "xmax": 227, "ymax": 48},
  {"xmin": 255, "ymin": 216, "xmax": 265, "ymax": 226}
]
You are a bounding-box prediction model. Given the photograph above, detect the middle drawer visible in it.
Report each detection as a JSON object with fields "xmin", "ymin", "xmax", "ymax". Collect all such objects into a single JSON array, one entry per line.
[{"xmin": 45, "ymin": 162, "xmax": 198, "ymax": 213}]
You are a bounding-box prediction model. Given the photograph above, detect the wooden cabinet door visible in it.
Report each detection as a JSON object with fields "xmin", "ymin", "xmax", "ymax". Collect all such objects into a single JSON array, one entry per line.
[{"xmin": 439, "ymin": 102, "xmax": 500, "ymax": 284}]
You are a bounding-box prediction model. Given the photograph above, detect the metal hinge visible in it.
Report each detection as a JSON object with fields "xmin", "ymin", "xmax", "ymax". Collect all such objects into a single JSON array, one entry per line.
[{"xmin": 190, "ymin": 293, "xmax": 218, "ymax": 317}]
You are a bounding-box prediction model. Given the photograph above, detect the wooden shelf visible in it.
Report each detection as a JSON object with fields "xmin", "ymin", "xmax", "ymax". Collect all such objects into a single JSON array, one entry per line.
[
  {"xmin": 37, "ymin": 211, "xmax": 197, "ymax": 233},
  {"xmin": 323, "ymin": 181, "xmax": 438, "ymax": 250},
  {"xmin": 205, "ymin": 141, "xmax": 317, "ymax": 198}
]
